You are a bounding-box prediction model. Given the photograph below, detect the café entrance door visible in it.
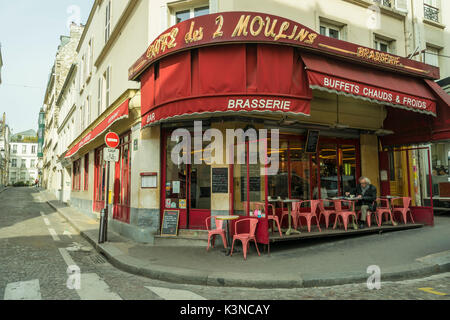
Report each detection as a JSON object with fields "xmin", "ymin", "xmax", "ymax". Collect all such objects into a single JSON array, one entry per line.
[{"xmin": 162, "ymin": 130, "xmax": 211, "ymax": 230}]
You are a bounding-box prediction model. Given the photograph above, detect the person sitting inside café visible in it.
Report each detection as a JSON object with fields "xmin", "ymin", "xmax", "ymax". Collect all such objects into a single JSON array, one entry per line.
[{"xmin": 345, "ymin": 176, "xmax": 377, "ymax": 229}]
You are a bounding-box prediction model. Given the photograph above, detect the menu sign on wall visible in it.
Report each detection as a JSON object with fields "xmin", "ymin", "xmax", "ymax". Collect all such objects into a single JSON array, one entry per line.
[
  {"xmin": 212, "ymin": 167, "xmax": 228, "ymax": 193},
  {"xmin": 305, "ymin": 130, "xmax": 320, "ymax": 153}
]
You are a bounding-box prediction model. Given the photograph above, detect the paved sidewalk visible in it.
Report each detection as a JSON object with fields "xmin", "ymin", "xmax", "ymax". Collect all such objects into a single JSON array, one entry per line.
[{"xmin": 42, "ymin": 191, "xmax": 450, "ymax": 289}]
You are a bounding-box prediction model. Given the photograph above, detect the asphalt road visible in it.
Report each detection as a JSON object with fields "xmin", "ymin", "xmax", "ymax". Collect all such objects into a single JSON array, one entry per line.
[{"xmin": 0, "ymin": 187, "xmax": 449, "ymax": 300}]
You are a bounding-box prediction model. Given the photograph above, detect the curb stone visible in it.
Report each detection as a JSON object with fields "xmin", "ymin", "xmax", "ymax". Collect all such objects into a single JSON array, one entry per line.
[{"xmin": 45, "ymin": 195, "xmax": 450, "ymax": 289}]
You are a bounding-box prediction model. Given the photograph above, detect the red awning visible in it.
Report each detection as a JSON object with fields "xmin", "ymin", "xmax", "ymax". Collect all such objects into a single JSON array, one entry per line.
[
  {"xmin": 424, "ymin": 79, "xmax": 450, "ymax": 141},
  {"xmin": 65, "ymin": 99, "xmax": 129, "ymax": 158},
  {"xmin": 140, "ymin": 45, "xmax": 312, "ymax": 128},
  {"xmin": 301, "ymin": 53, "xmax": 437, "ymax": 116}
]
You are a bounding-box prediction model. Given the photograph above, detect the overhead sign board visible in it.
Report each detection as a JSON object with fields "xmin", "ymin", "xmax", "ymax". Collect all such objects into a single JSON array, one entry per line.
[{"xmin": 129, "ymin": 11, "xmax": 439, "ymax": 81}]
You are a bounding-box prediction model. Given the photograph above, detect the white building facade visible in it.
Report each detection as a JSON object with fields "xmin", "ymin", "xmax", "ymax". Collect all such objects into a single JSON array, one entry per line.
[{"xmin": 9, "ymin": 142, "xmax": 38, "ymax": 185}]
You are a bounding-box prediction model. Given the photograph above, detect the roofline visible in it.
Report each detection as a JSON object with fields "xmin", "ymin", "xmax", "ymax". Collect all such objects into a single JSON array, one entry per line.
[
  {"xmin": 76, "ymin": 0, "xmax": 101, "ymax": 53},
  {"xmin": 56, "ymin": 63, "xmax": 77, "ymax": 106}
]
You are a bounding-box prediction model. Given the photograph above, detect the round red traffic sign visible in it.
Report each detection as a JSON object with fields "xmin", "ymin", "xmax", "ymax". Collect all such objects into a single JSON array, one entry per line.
[{"xmin": 105, "ymin": 132, "xmax": 120, "ymax": 148}]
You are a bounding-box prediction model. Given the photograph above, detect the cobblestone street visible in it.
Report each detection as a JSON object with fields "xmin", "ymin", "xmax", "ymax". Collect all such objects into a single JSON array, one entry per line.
[{"xmin": 0, "ymin": 188, "xmax": 449, "ymax": 300}]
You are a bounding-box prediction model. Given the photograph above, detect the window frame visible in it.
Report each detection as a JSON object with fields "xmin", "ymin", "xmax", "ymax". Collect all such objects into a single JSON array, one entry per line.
[
  {"xmin": 172, "ymin": 4, "xmax": 209, "ymax": 25},
  {"xmin": 105, "ymin": 0, "xmax": 112, "ymax": 43}
]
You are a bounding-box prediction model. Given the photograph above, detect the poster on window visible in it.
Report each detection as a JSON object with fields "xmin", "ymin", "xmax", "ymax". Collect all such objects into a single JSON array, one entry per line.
[{"xmin": 173, "ymin": 181, "xmax": 180, "ymax": 194}]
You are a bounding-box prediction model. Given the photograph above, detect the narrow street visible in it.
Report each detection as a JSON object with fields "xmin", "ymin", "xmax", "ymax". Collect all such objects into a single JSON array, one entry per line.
[{"xmin": 0, "ymin": 187, "xmax": 449, "ymax": 300}]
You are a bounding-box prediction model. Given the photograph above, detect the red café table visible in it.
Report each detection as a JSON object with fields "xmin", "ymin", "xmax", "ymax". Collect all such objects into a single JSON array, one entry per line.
[
  {"xmin": 270, "ymin": 198, "xmax": 301, "ymax": 236},
  {"xmin": 215, "ymin": 215, "xmax": 239, "ymax": 256}
]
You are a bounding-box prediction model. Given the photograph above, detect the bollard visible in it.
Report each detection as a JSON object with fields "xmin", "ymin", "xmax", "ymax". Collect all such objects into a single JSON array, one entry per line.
[{"xmin": 98, "ymin": 209, "xmax": 105, "ymax": 243}]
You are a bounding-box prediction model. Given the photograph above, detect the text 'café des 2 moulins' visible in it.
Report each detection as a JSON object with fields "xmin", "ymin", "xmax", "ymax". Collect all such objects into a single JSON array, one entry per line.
[{"xmin": 70, "ymin": 11, "xmax": 450, "ymax": 244}]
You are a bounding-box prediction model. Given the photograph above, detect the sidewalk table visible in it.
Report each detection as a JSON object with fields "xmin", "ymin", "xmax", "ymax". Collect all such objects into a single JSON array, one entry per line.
[
  {"xmin": 329, "ymin": 197, "xmax": 359, "ymax": 230},
  {"xmin": 215, "ymin": 215, "xmax": 240, "ymax": 256},
  {"xmin": 279, "ymin": 199, "xmax": 301, "ymax": 236}
]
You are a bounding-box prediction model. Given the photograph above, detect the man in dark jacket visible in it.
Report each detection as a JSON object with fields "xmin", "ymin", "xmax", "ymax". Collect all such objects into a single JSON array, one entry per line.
[{"xmin": 354, "ymin": 176, "xmax": 377, "ymax": 229}]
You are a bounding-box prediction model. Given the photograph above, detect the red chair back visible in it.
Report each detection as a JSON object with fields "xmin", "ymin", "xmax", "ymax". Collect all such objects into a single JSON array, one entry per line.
[
  {"xmin": 401, "ymin": 197, "xmax": 411, "ymax": 209},
  {"xmin": 205, "ymin": 216, "xmax": 223, "ymax": 231},
  {"xmin": 336, "ymin": 199, "xmax": 354, "ymax": 212},
  {"xmin": 333, "ymin": 200, "xmax": 343, "ymax": 212},
  {"xmin": 377, "ymin": 198, "xmax": 390, "ymax": 209},
  {"xmin": 310, "ymin": 200, "xmax": 321, "ymax": 215},
  {"xmin": 291, "ymin": 201, "xmax": 304, "ymax": 214},
  {"xmin": 235, "ymin": 218, "xmax": 258, "ymax": 236}
]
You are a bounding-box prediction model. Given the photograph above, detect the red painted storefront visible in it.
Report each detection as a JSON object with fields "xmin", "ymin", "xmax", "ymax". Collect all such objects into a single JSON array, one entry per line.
[{"xmin": 128, "ymin": 12, "xmax": 450, "ymax": 243}]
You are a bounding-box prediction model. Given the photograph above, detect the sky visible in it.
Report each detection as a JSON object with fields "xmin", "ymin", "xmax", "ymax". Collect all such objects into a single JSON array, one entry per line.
[{"xmin": 0, "ymin": 0, "xmax": 94, "ymax": 135}]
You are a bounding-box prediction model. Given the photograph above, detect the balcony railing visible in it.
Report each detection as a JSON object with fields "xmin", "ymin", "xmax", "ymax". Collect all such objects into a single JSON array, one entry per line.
[
  {"xmin": 424, "ymin": 3, "xmax": 439, "ymax": 23},
  {"xmin": 373, "ymin": 0, "xmax": 393, "ymax": 8}
]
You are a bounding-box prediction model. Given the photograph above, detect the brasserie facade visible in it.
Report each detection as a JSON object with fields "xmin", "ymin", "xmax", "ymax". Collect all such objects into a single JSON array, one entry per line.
[{"xmin": 63, "ymin": 10, "xmax": 450, "ymax": 244}]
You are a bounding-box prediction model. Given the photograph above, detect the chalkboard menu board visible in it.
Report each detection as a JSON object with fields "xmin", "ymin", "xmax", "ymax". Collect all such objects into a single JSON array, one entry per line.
[
  {"xmin": 161, "ymin": 210, "xmax": 179, "ymax": 236},
  {"xmin": 305, "ymin": 130, "xmax": 320, "ymax": 153},
  {"xmin": 212, "ymin": 167, "xmax": 228, "ymax": 193}
]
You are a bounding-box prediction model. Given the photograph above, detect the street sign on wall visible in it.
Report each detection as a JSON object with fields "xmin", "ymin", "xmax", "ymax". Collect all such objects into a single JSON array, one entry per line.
[
  {"xmin": 105, "ymin": 132, "xmax": 120, "ymax": 149},
  {"xmin": 103, "ymin": 148, "xmax": 119, "ymax": 162}
]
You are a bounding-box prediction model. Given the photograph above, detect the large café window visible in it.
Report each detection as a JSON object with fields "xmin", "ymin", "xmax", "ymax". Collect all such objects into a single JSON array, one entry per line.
[{"xmin": 232, "ymin": 134, "xmax": 360, "ymax": 215}]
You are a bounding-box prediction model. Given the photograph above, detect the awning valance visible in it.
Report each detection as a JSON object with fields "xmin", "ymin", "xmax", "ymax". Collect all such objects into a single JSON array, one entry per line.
[
  {"xmin": 65, "ymin": 99, "xmax": 129, "ymax": 159},
  {"xmin": 424, "ymin": 79, "xmax": 450, "ymax": 141},
  {"xmin": 141, "ymin": 44, "xmax": 312, "ymax": 128},
  {"xmin": 301, "ymin": 53, "xmax": 437, "ymax": 116}
]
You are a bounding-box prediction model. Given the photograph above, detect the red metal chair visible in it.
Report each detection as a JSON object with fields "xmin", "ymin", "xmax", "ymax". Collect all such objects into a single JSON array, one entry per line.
[
  {"xmin": 333, "ymin": 199, "xmax": 357, "ymax": 231},
  {"xmin": 392, "ymin": 197, "xmax": 414, "ymax": 224},
  {"xmin": 254, "ymin": 202, "xmax": 282, "ymax": 237},
  {"xmin": 356, "ymin": 201, "xmax": 379, "ymax": 228},
  {"xmin": 205, "ymin": 216, "xmax": 227, "ymax": 251},
  {"xmin": 230, "ymin": 218, "xmax": 261, "ymax": 260},
  {"xmin": 318, "ymin": 200, "xmax": 337, "ymax": 229},
  {"xmin": 375, "ymin": 198, "xmax": 396, "ymax": 227},
  {"xmin": 294, "ymin": 200, "xmax": 322, "ymax": 233}
]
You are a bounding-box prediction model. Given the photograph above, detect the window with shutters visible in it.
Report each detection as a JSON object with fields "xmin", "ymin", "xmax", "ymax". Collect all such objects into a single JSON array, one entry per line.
[
  {"xmin": 86, "ymin": 96, "xmax": 91, "ymax": 125},
  {"xmin": 97, "ymin": 77, "xmax": 102, "ymax": 116},
  {"xmin": 105, "ymin": 0, "xmax": 111, "ymax": 43},
  {"xmin": 102, "ymin": 66, "xmax": 111, "ymax": 111}
]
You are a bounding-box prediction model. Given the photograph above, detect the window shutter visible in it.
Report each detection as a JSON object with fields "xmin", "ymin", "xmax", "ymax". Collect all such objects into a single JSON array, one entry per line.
[{"xmin": 395, "ymin": 0, "xmax": 408, "ymax": 12}]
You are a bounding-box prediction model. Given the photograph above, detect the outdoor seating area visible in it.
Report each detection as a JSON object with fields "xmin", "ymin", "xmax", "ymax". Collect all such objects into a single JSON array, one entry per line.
[{"xmin": 205, "ymin": 196, "xmax": 423, "ymax": 260}]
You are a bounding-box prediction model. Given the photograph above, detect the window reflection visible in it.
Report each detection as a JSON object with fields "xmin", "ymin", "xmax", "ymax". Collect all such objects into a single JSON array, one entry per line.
[{"xmin": 319, "ymin": 144, "xmax": 338, "ymax": 198}]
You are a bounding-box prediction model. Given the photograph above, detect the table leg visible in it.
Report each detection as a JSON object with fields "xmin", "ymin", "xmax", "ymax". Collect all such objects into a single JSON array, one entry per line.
[{"xmin": 285, "ymin": 204, "xmax": 300, "ymax": 235}]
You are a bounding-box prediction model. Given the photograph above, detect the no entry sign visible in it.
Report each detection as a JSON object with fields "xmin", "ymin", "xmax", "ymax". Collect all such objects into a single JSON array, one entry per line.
[{"xmin": 105, "ymin": 132, "xmax": 120, "ymax": 148}]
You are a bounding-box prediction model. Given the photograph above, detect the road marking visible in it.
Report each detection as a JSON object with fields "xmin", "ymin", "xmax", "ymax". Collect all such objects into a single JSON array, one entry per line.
[
  {"xmin": 4, "ymin": 279, "xmax": 42, "ymax": 300},
  {"xmin": 77, "ymin": 273, "xmax": 122, "ymax": 300},
  {"xmin": 43, "ymin": 217, "xmax": 51, "ymax": 226},
  {"xmin": 63, "ymin": 230, "xmax": 73, "ymax": 238},
  {"xmin": 418, "ymin": 287, "xmax": 448, "ymax": 296},
  {"xmin": 145, "ymin": 286, "xmax": 207, "ymax": 300},
  {"xmin": 58, "ymin": 248, "xmax": 77, "ymax": 267},
  {"xmin": 48, "ymin": 228, "xmax": 60, "ymax": 241},
  {"xmin": 58, "ymin": 249, "xmax": 121, "ymax": 300}
]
